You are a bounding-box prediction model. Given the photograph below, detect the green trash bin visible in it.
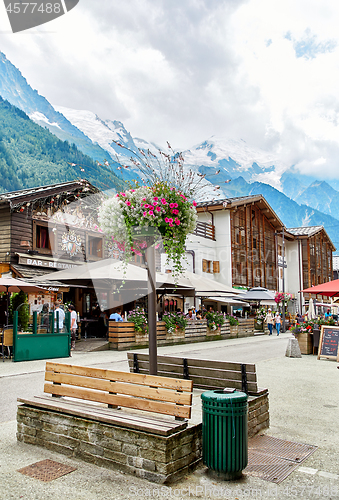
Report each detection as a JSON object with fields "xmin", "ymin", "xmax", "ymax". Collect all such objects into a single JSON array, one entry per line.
[{"xmin": 201, "ymin": 389, "xmax": 248, "ymax": 480}]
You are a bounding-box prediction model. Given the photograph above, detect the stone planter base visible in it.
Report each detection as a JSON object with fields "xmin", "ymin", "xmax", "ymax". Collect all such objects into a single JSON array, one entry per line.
[{"xmin": 17, "ymin": 405, "xmax": 202, "ymax": 484}]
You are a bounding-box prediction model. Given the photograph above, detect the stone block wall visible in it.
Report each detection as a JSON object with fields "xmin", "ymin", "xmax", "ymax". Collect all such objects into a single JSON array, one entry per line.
[
  {"xmin": 17, "ymin": 405, "xmax": 202, "ymax": 484},
  {"xmin": 248, "ymin": 390, "xmax": 269, "ymax": 438}
]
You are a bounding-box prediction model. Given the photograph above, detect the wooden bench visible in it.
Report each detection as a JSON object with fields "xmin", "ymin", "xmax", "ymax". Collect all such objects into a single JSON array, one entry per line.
[
  {"xmin": 17, "ymin": 362, "xmax": 201, "ymax": 483},
  {"xmin": 1, "ymin": 326, "xmax": 13, "ymax": 361},
  {"xmin": 128, "ymin": 352, "xmax": 269, "ymax": 437}
]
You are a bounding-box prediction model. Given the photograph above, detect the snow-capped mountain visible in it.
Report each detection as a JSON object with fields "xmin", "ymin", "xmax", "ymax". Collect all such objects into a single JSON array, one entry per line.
[
  {"xmin": 1, "ymin": 50, "xmax": 339, "ymax": 249},
  {"xmin": 183, "ymin": 136, "xmax": 286, "ymax": 189},
  {"xmin": 0, "ymin": 52, "xmax": 116, "ymax": 167}
]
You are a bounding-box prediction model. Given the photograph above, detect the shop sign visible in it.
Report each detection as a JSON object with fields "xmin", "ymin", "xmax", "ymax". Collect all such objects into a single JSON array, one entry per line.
[{"xmin": 18, "ymin": 255, "xmax": 80, "ymax": 270}]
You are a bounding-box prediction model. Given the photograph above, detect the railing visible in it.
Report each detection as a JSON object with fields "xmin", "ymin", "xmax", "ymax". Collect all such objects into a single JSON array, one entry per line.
[
  {"xmin": 192, "ymin": 221, "xmax": 215, "ymax": 240},
  {"xmin": 13, "ymin": 311, "xmax": 71, "ymax": 362}
]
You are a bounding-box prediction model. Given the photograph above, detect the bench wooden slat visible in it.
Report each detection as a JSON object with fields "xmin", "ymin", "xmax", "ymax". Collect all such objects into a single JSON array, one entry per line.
[
  {"xmin": 44, "ymin": 383, "xmax": 191, "ymax": 419},
  {"xmin": 127, "ymin": 353, "xmax": 259, "ymax": 395},
  {"xmin": 45, "ymin": 372, "xmax": 192, "ymax": 406},
  {"xmin": 128, "ymin": 359, "xmax": 257, "ymax": 383},
  {"xmin": 46, "ymin": 362, "xmax": 192, "ymax": 392},
  {"xmin": 128, "ymin": 369, "xmax": 258, "ymax": 392},
  {"xmin": 18, "ymin": 396, "xmax": 186, "ymax": 436},
  {"xmin": 127, "ymin": 353, "xmax": 256, "ymax": 373}
]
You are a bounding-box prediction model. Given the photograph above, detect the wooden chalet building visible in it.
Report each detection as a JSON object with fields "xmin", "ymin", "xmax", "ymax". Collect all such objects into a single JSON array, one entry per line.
[
  {"xmin": 0, "ymin": 180, "xmax": 110, "ymax": 321},
  {"xmin": 185, "ymin": 195, "xmax": 335, "ymax": 314},
  {"xmin": 191, "ymin": 195, "xmax": 284, "ymax": 290}
]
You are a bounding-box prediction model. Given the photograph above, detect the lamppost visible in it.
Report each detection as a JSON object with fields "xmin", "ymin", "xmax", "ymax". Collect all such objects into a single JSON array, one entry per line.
[
  {"xmin": 276, "ymin": 227, "xmax": 287, "ymax": 333},
  {"xmin": 281, "ymin": 227, "xmax": 286, "ymax": 333}
]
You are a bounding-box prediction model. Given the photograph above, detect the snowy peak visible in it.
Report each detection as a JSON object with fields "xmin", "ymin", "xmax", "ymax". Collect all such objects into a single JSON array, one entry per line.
[
  {"xmin": 183, "ymin": 135, "xmax": 286, "ymax": 189},
  {"xmin": 54, "ymin": 105, "xmax": 142, "ymax": 160}
]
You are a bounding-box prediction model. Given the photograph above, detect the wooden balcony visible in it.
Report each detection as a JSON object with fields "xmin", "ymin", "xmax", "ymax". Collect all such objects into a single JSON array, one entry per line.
[{"xmin": 192, "ymin": 221, "xmax": 216, "ymax": 240}]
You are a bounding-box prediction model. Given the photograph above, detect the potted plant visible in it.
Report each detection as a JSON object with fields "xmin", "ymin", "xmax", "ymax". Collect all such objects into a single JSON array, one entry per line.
[
  {"xmin": 292, "ymin": 324, "xmax": 313, "ymax": 354},
  {"xmin": 163, "ymin": 311, "xmax": 188, "ymax": 337}
]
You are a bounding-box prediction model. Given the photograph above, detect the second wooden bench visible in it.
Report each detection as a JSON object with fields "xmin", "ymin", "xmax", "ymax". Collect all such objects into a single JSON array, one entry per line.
[{"xmin": 128, "ymin": 352, "xmax": 270, "ymax": 438}]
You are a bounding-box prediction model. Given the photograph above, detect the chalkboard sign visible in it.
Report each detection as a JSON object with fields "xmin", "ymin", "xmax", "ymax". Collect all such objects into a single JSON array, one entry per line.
[{"xmin": 317, "ymin": 326, "xmax": 339, "ymax": 361}]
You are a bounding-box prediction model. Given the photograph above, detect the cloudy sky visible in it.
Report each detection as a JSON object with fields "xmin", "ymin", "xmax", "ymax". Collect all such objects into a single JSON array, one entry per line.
[{"xmin": 1, "ymin": 0, "xmax": 339, "ymax": 178}]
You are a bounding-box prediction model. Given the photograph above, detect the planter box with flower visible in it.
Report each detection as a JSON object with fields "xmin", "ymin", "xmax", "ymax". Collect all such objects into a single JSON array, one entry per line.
[
  {"xmin": 108, "ymin": 308, "xmax": 168, "ymax": 349},
  {"xmin": 162, "ymin": 311, "xmax": 187, "ymax": 339}
]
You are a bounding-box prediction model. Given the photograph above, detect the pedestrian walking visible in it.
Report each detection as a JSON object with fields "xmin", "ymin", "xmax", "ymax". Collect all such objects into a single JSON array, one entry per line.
[
  {"xmin": 265, "ymin": 308, "xmax": 274, "ymax": 335},
  {"xmin": 54, "ymin": 302, "xmax": 65, "ymax": 332},
  {"xmin": 68, "ymin": 304, "xmax": 78, "ymax": 350},
  {"xmin": 275, "ymin": 312, "xmax": 281, "ymax": 335}
]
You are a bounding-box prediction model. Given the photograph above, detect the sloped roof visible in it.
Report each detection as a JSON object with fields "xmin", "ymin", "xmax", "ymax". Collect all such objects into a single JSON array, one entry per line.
[
  {"xmin": 287, "ymin": 226, "xmax": 323, "ymax": 237},
  {"xmin": 0, "ymin": 180, "xmax": 99, "ymax": 208},
  {"xmin": 287, "ymin": 226, "xmax": 335, "ymax": 250},
  {"xmin": 196, "ymin": 194, "xmax": 284, "ymax": 230}
]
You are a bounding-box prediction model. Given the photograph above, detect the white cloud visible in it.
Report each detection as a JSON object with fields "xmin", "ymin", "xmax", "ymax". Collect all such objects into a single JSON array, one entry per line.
[{"xmin": 0, "ymin": 0, "xmax": 339, "ymax": 178}]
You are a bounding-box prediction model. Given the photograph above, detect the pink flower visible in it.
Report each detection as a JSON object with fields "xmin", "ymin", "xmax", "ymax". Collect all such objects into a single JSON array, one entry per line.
[
  {"xmin": 168, "ymin": 218, "xmax": 173, "ymax": 223},
  {"xmin": 153, "ymin": 197, "xmax": 158, "ymax": 201},
  {"xmin": 175, "ymin": 218, "xmax": 180, "ymax": 225},
  {"xmin": 131, "ymin": 189, "xmax": 135, "ymax": 192},
  {"xmin": 165, "ymin": 217, "xmax": 170, "ymax": 223},
  {"xmin": 153, "ymin": 201, "xmax": 158, "ymax": 206},
  {"xmin": 142, "ymin": 198, "xmax": 146, "ymax": 201},
  {"xmin": 193, "ymin": 201, "xmax": 197, "ymax": 207},
  {"xmin": 115, "ymin": 194, "xmax": 120, "ymax": 198},
  {"xmin": 161, "ymin": 198, "xmax": 167, "ymax": 205},
  {"xmin": 169, "ymin": 203, "xmax": 175, "ymax": 209},
  {"xmin": 126, "ymin": 200, "xmax": 131, "ymax": 206},
  {"xmin": 149, "ymin": 210, "xmax": 154, "ymax": 216},
  {"xmin": 171, "ymin": 209, "xmax": 179, "ymax": 215},
  {"xmin": 173, "ymin": 203, "xmax": 178, "ymax": 208},
  {"xmin": 143, "ymin": 211, "xmax": 147, "ymax": 217},
  {"xmin": 156, "ymin": 206, "xmax": 161, "ymax": 212},
  {"xmin": 121, "ymin": 192, "xmax": 126, "ymax": 197}
]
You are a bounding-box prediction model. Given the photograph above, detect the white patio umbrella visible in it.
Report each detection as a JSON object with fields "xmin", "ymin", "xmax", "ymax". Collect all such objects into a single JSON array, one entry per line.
[
  {"xmin": 178, "ymin": 271, "xmax": 241, "ymax": 295},
  {"xmin": 307, "ymin": 298, "xmax": 316, "ymax": 320},
  {"xmin": 237, "ymin": 287, "xmax": 276, "ymax": 304},
  {"xmin": 203, "ymin": 296, "xmax": 249, "ymax": 306},
  {"xmin": 0, "ymin": 277, "xmax": 44, "ymax": 322},
  {"xmin": 39, "ymin": 259, "xmax": 195, "ymax": 311}
]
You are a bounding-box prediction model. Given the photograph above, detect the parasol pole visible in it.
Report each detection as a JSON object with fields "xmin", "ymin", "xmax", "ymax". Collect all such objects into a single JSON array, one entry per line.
[
  {"xmin": 146, "ymin": 238, "xmax": 157, "ymax": 375},
  {"xmin": 6, "ymin": 285, "xmax": 9, "ymax": 326}
]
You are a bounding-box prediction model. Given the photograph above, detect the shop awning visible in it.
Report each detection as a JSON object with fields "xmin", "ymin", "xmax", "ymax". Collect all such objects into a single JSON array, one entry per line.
[
  {"xmin": 203, "ymin": 296, "xmax": 249, "ymax": 306},
  {"xmin": 11, "ymin": 264, "xmax": 73, "ymax": 292}
]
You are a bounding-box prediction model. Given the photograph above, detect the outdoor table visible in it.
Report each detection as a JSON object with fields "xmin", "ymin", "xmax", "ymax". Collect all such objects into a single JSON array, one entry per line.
[{"xmin": 80, "ymin": 319, "xmax": 99, "ymax": 340}]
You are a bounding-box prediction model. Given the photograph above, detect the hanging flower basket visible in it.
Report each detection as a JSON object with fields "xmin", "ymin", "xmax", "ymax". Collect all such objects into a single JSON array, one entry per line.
[{"xmin": 98, "ymin": 182, "xmax": 197, "ymax": 276}]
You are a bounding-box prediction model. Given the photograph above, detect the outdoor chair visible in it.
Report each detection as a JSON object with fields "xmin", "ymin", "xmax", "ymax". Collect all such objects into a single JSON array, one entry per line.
[{"xmin": 1, "ymin": 325, "xmax": 13, "ymax": 361}]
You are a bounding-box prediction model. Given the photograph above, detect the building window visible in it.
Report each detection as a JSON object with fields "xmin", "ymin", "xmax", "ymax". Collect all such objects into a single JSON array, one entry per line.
[
  {"xmin": 33, "ymin": 221, "xmax": 54, "ymax": 255},
  {"xmin": 87, "ymin": 236, "xmax": 103, "ymax": 259}
]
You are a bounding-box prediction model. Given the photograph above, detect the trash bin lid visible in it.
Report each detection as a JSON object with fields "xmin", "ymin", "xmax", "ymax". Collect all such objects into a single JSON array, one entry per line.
[{"xmin": 201, "ymin": 390, "xmax": 247, "ymax": 403}]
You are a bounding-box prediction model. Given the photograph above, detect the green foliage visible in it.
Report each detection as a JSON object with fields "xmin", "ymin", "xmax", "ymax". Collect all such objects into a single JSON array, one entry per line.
[
  {"xmin": 127, "ymin": 308, "xmax": 148, "ymax": 334},
  {"xmin": 163, "ymin": 311, "xmax": 188, "ymax": 333},
  {"xmin": 226, "ymin": 314, "xmax": 239, "ymax": 326},
  {"xmin": 0, "ymin": 96, "xmax": 124, "ymax": 193},
  {"xmin": 205, "ymin": 311, "xmax": 225, "ymax": 329},
  {"xmin": 9, "ymin": 291, "xmax": 29, "ymax": 331}
]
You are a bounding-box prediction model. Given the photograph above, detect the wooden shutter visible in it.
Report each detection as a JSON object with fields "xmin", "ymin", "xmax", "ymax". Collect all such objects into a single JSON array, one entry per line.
[
  {"xmin": 202, "ymin": 259, "xmax": 208, "ymax": 273},
  {"xmin": 213, "ymin": 261, "xmax": 220, "ymax": 273}
]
